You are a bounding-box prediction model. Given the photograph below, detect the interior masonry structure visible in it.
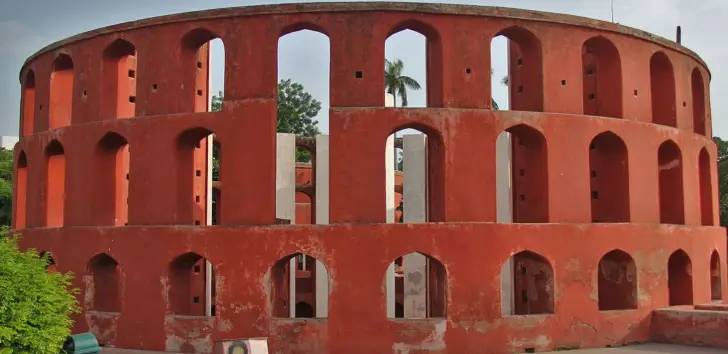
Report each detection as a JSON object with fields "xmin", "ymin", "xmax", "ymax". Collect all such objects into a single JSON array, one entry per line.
[{"xmin": 11, "ymin": 2, "xmax": 728, "ymax": 353}]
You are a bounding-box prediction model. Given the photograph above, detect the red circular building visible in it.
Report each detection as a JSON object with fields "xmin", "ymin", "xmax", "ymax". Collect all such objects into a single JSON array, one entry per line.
[{"xmin": 12, "ymin": 2, "xmax": 725, "ymax": 353}]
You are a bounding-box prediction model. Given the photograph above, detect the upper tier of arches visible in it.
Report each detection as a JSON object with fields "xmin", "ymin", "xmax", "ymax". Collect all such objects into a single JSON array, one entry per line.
[{"xmin": 18, "ymin": 4, "xmax": 711, "ymax": 137}]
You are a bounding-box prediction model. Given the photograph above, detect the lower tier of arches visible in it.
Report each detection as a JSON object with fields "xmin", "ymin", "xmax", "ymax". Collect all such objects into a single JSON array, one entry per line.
[{"xmin": 16, "ymin": 222, "xmax": 726, "ymax": 353}]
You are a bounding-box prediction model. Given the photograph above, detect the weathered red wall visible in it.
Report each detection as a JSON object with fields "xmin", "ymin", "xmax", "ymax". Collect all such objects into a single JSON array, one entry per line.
[{"xmin": 10, "ymin": 2, "xmax": 723, "ymax": 353}]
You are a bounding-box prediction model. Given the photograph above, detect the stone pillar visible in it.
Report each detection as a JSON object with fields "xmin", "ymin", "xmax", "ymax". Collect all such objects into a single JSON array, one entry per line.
[
  {"xmin": 276, "ymin": 133, "xmax": 296, "ymax": 318},
  {"xmin": 315, "ymin": 134, "xmax": 330, "ymax": 318},
  {"xmin": 385, "ymin": 134, "xmax": 396, "ymax": 318},
  {"xmin": 496, "ymin": 132, "xmax": 514, "ymax": 315},
  {"xmin": 403, "ymin": 134, "xmax": 428, "ymax": 318}
]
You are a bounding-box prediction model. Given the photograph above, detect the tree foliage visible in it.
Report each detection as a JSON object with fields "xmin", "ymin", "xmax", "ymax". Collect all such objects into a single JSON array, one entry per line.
[
  {"xmin": 0, "ymin": 148, "xmax": 14, "ymax": 226},
  {"xmin": 385, "ymin": 58, "xmax": 421, "ymax": 108},
  {"xmin": 210, "ymin": 79, "xmax": 321, "ymax": 164},
  {"xmin": 0, "ymin": 230, "xmax": 80, "ymax": 353},
  {"xmin": 714, "ymin": 137, "xmax": 728, "ymax": 226}
]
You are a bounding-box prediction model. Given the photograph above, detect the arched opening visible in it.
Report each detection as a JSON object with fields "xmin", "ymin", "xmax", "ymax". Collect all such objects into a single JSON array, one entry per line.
[
  {"xmin": 177, "ymin": 128, "xmax": 215, "ymax": 225},
  {"xmin": 270, "ymin": 253, "xmax": 329, "ymax": 318},
  {"xmin": 658, "ymin": 140, "xmax": 684, "ymax": 224},
  {"xmin": 49, "ymin": 54, "xmax": 74, "ymax": 129},
  {"xmin": 711, "ymin": 250, "xmax": 722, "ymax": 302},
  {"xmin": 22, "ymin": 70, "xmax": 35, "ymax": 136},
  {"xmin": 96, "ymin": 132, "xmax": 129, "ymax": 226},
  {"xmin": 650, "ymin": 52, "xmax": 677, "ymax": 128},
  {"xmin": 295, "ymin": 191, "xmax": 313, "ymax": 225},
  {"xmin": 589, "ymin": 131, "xmax": 629, "ymax": 222},
  {"xmin": 598, "ymin": 249, "xmax": 637, "ymax": 310},
  {"xmin": 668, "ymin": 249, "xmax": 693, "ymax": 306},
  {"xmin": 15, "ymin": 151, "xmax": 28, "ymax": 229},
  {"xmin": 582, "ymin": 36, "xmax": 622, "ymax": 118},
  {"xmin": 39, "ymin": 251, "xmax": 57, "ymax": 272},
  {"xmin": 385, "ymin": 24, "xmax": 429, "ymax": 108},
  {"xmin": 490, "ymin": 26, "xmax": 544, "ymax": 112},
  {"xmin": 386, "ymin": 252, "xmax": 447, "ymax": 319},
  {"xmin": 181, "ymin": 28, "xmax": 225, "ymax": 113},
  {"xmin": 501, "ymin": 250, "xmax": 554, "ymax": 315},
  {"xmin": 295, "ymin": 302, "xmax": 314, "ymax": 318},
  {"xmin": 386, "ymin": 127, "xmax": 445, "ymax": 224},
  {"xmin": 168, "ymin": 252, "xmax": 215, "ymax": 316},
  {"xmin": 101, "ymin": 39, "xmax": 137, "ymax": 120},
  {"xmin": 496, "ymin": 124, "xmax": 548, "ymax": 223},
  {"xmin": 211, "ymin": 139, "xmax": 220, "ymax": 225},
  {"xmin": 699, "ymin": 148, "xmax": 713, "ymax": 226},
  {"xmin": 87, "ymin": 253, "xmax": 121, "ymax": 312},
  {"xmin": 45, "ymin": 140, "xmax": 65, "ymax": 227},
  {"xmin": 692, "ymin": 68, "xmax": 706, "ymax": 135}
]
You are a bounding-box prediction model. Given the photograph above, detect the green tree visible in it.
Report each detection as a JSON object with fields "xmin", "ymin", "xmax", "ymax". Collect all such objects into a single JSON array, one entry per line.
[
  {"xmin": 385, "ymin": 58, "xmax": 421, "ymax": 108},
  {"xmin": 210, "ymin": 79, "xmax": 321, "ymax": 164},
  {"xmin": 0, "ymin": 148, "xmax": 14, "ymax": 227},
  {"xmin": 0, "ymin": 231, "xmax": 80, "ymax": 353}
]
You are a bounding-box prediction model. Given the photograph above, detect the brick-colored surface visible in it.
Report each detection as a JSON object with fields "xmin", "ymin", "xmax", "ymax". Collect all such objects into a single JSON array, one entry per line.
[{"xmin": 13, "ymin": 2, "xmax": 723, "ymax": 354}]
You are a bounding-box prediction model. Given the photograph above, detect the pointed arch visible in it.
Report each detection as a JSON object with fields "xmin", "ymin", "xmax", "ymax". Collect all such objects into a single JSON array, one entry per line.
[
  {"xmin": 503, "ymin": 124, "xmax": 548, "ymax": 223},
  {"xmin": 87, "ymin": 253, "xmax": 121, "ymax": 312},
  {"xmin": 22, "ymin": 70, "xmax": 36, "ymax": 136},
  {"xmin": 692, "ymin": 68, "xmax": 706, "ymax": 135},
  {"xmin": 182, "ymin": 28, "xmax": 223, "ymax": 113},
  {"xmin": 49, "ymin": 54, "xmax": 74, "ymax": 129},
  {"xmin": 508, "ymin": 250, "xmax": 554, "ymax": 315},
  {"xmin": 493, "ymin": 26, "xmax": 544, "ymax": 112},
  {"xmin": 177, "ymin": 127, "xmax": 215, "ymax": 225},
  {"xmin": 589, "ymin": 131, "xmax": 629, "ymax": 222},
  {"xmin": 582, "ymin": 36, "xmax": 622, "ymax": 118},
  {"xmin": 168, "ymin": 252, "xmax": 215, "ymax": 316},
  {"xmin": 101, "ymin": 39, "xmax": 137, "ymax": 119},
  {"xmin": 699, "ymin": 148, "xmax": 713, "ymax": 226},
  {"xmin": 650, "ymin": 52, "xmax": 677, "ymax": 128},
  {"xmin": 598, "ymin": 249, "xmax": 637, "ymax": 310},
  {"xmin": 711, "ymin": 250, "xmax": 722, "ymax": 301},
  {"xmin": 658, "ymin": 140, "xmax": 684, "ymax": 224},
  {"xmin": 44, "ymin": 140, "xmax": 65, "ymax": 227},
  {"xmin": 668, "ymin": 249, "xmax": 693, "ymax": 306},
  {"xmin": 96, "ymin": 132, "xmax": 130, "ymax": 226},
  {"xmin": 384, "ymin": 251, "xmax": 446, "ymax": 319},
  {"xmin": 15, "ymin": 150, "xmax": 28, "ymax": 229},
  {"xmin": 270, "ymin": 252, "xmax": 330, "ymax": 318}
]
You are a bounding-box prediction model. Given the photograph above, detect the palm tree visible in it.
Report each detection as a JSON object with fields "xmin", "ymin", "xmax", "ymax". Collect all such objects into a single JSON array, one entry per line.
[{"xmin": 385, "ymin": 58, "xmax": 421, "ymax": 107}]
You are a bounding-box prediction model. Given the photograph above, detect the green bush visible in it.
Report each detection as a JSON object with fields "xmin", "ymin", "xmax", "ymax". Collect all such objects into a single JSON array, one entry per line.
[{"xmin": 0, "ymin": 230, "xmax": 80, "ymax": 353}]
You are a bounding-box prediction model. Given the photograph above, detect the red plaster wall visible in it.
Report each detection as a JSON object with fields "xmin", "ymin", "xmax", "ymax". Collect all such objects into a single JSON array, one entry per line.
[{"xmin": 11, "ymin": 3, "xmax": 724, "ymax": 353}]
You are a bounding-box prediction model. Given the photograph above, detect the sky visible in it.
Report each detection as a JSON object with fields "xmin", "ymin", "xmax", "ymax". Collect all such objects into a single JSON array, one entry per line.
[{"xmin": 1, "ymin": 0, "xmax": 727, "ymax": 138}]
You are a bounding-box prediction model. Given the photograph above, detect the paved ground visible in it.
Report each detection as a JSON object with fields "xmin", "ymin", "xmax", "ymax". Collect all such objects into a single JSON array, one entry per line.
[{"xmin": 101, "ymin": 343, "xmax": 726, "ymax": 353}]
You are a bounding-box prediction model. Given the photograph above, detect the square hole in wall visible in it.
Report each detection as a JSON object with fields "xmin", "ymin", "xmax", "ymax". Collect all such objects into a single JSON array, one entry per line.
[
  {"xmin": 196, "ymin": 195, "xmax": 200, "ymax": 203},
  {"xmin": 128, "ymin": 70, "xmax": 136, "ymax": 78},
  {"xmin": 683, "ymin": 101, "xmax": 687, "ymax": 107},
  {"xmin": 152, "ymin": 84, "xmax": 158, "ymax": 91},
  {"xmin": 592, "ymin": 191, "xmax": 599, "ymax": 200},
  {"xmin": 518, "ymin": 85, "xmax": 524, "ymax": 94},
  {"xmin": 124, "ymin": 222, "xmax": 129, "ymax": 226},
  {"xmin": 197, "ymin": 61, "xmax": 202, "ymax": 69},
  {"xmin": 355, "ymin": 71, "xmax": 363, "ymax": 78},
  {"xmin": 197, "ymin": 89, "xmax": 203, "ymax": 96},
  {"xmin": 586, "ymin": 68, "xmax": 594, "ymax": 76},
  {"xmin": 194, "ymin": 265, "xmax": 200, "ymax": 273},
  {"xmin": 39, "ymin": 105, "xmax": 43, "ymax": 111},
  {"xmin": 126, "ymin": 173, "xmax": 129, "ymax": 180},
  {"xmin": 82, "ymin": 90, "xmax": 87, "ymax": 98},
  {"xmin": 591, "ymin": 170, "xmax": 597, "ymax": 178},
  {"xmin": 196, "ymin": 169, "xmax": 201, "ymax": 177},
  {"xmin": 561, "ymin": 80, "xmax": 567, "ymax": 87},
  {"xmin": 465, "ymin": 68, "xmax": 471, "ymax": 75},
  {"xmin": 517, "ymin": 58, "xmax": 523, "ymax": 66},
  {"xmin": 193, "ymin": 296, "xmax": 200, "ymax": 303},
  {"xmin": 519, "ymin": 194, "xmax": 526, "ymax": 202},
  {"xmin": 519, "ymin": 169, "xmax": 525, "ymax": 177},
  {"xmin": 590, "ymin": 142, "xmax": 596, "ymax": 150},
  {"xmin": 634, "ymin": 89, "xmax": 638, "ymax": 96},
  {"xmin": 129, "ymin": 96, "xmax": 136, "ymax": 103},
  {"xmin": 588, "ymin": 93, "xmax": 596, "ymax": 100},
  {"xmin": 195, "ymin": 220, "xmax": 201, "ymax": 225}
]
